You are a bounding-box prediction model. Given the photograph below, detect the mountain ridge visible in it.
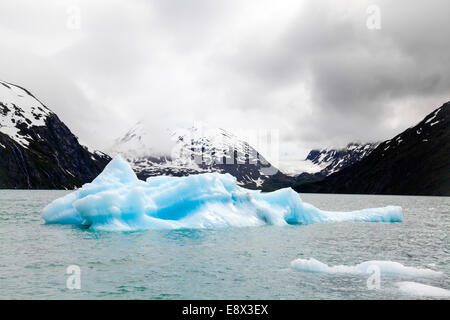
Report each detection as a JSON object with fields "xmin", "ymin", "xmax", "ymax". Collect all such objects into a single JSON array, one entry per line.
[
  {"xmin": 0, "ymin": 80, "xmax": 110, "ymax": 189},
  {"xmin": 294, "ymin": 102, "xmax": 450, "ymax": 196},
  {"xmin": 305, "ymin": 141, "xmax": 379, "ymax": 176}
]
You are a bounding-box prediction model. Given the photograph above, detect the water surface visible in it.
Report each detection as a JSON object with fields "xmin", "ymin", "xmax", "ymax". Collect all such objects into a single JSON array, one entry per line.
[{"xmin": 0, "ymin": 190, "xmax": 448, "ymax": 299}]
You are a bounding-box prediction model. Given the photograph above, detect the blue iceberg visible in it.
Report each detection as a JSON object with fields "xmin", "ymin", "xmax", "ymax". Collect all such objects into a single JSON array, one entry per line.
[{"xmin": 42, "ymin": 156, "xmax": 403, "ymax": 231}]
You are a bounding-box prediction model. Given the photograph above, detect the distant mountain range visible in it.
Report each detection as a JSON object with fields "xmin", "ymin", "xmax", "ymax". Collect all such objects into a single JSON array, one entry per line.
[
  {"xmin": 108, "ymin": 122, "xmax": 286, "ymax": 189},
  {"xmin": 294, "ymin": 102, "xmax": 450, "ymax": 196},
  {"xmin": 0, "ymin": 80, "xmax": 110, "ymax": 189},
  {"xmin": 305, "ymin": 142, "xmax": 379, "ymax": 176},
  {"xmin": 1, "ymin": 80, "xmax": 448, "ymax": 195},
  {"xmin": 260, "ymin": 142, "xmax": 380, "ymax": 191}
]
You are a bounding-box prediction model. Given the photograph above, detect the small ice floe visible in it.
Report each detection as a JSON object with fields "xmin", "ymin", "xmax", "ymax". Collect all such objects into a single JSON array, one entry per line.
[
  {"xmin": 396, "ymin": 281, "xmax": 450, "ymax": 298},
  {"xmin": 290, "ymin": 258, "xmax": 443, "ymax": 277}
]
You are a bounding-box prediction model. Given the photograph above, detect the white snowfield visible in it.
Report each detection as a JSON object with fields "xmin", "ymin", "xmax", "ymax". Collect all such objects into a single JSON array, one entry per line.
[
  {"xmin": 0, "ymin": 80, "xmax": 52, "ymax": 147},
  {"xmin": 42, "ymin": 155, "xmax": 403, "ymax": 231},
  {"xmin": 290, "ymin": 258, "xmax": 443, "ymax": 277}
]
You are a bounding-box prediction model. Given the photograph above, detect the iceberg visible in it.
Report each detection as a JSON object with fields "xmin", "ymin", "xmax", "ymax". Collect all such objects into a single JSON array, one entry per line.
[{"xmin": 42, "ymin": 155, "xmax": 403, "ymax": 231}]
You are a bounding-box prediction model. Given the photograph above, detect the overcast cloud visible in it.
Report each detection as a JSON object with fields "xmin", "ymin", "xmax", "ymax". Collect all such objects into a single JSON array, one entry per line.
[{"xmin": 0, "ymin": 0, "xmax": 449, "ymax": 161}]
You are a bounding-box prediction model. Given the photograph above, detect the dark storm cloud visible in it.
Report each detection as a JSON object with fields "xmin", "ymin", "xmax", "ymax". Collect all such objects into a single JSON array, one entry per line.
[
  {"xmin": 216, "ymin": 0, "xmax": 450, "ymax": 147},
  {"xmin": 0, "ymin": 0, "xmax": 449, "ymax": 156}
]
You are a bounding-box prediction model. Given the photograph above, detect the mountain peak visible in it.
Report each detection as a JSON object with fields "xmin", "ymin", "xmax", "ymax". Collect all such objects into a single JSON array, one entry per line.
[
  {"xmin": 0, "ymin": 80, "xmax": 53, "ymax": 147},
  {"xmin": 109, "ymin": 122, "xmax": 282, "ymax": 188},
  {"xmin": 92, "ymin": 155, "xmax": 137, "ymax": 185},
  {"xmin": 0, "ymin": 80, "xmax": 110, "ymax": 189}
]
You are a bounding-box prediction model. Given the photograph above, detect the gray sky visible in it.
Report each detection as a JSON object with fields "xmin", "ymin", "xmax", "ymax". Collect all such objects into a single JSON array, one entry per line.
[{"xmin": 1, "ymin": 0, "xmax": 449, "ymax": 160}]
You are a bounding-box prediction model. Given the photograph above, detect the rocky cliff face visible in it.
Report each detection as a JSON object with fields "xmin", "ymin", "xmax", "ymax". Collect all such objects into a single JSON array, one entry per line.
[{"xmin": 0, "ymin": 80, "xmax": 110, "ymax": 189}]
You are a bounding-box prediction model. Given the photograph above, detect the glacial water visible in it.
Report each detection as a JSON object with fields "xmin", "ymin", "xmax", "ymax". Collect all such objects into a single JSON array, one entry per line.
[{"xmin": 0, "ymin": 190, "xmax": 448, "ymax": 299}]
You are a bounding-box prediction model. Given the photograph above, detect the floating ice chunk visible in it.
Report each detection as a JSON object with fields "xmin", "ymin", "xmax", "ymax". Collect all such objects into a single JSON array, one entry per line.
[
  {"xmin": 42, "ymin": 155, "xmax": 403, "ymax": 231},
  {"xmin": 290, "ymin": 258, "xmax": 443, "ymax": 277},
  {"xmin": 396, "ymin": 281, "xmax": 450, "ymax": 298}
]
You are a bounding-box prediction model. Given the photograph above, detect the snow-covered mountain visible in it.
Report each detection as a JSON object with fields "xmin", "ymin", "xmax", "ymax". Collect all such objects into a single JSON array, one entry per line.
[
  {"xmin": 295, "ymin": 102, "xmax": 450, "ymax": 195},
  {"xmin": 0, "ymin": 80, "xmax": 110, "ymax": 189},
  {"xmin": 109, "ymin": 122, "xmax": 283, "ymax": 188},
  {"xmin": 0, "ymin": 80, "xmax": 52, "ymax": 147},
  {"xmin": 282, "ymin": 142, "xmax": 378, "ymax": 177},
  {"xmin": 304, "ymin": 142, "xmax": 379, "ymax": 176}
]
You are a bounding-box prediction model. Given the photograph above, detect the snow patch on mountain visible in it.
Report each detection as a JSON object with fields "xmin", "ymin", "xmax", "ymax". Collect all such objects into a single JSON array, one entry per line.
[
  {"xmin": 282, "ymin": 142, "xmax": 378, "ymax": 176},
  {"xmin": 295, "ymin": 142, "xmax": 379, "ymax": 176},
  {"xmin": 0, "ymin": 80, "xmax": 52, "ymax": 147},
  {"xmin": 0, "ymin": 80, "xmax": 108, "ymax": 159},
  {"xmin": 108, "ymin": 122, "xmax": 279, "ymax": 187}
]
